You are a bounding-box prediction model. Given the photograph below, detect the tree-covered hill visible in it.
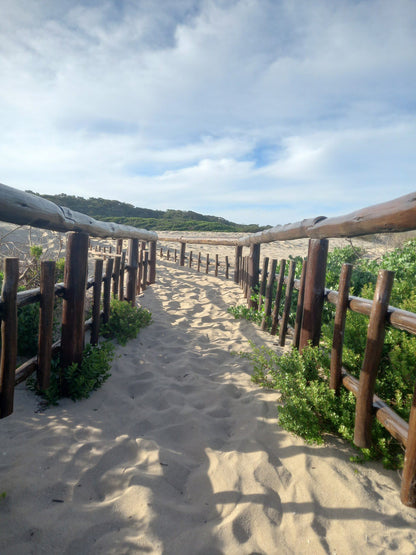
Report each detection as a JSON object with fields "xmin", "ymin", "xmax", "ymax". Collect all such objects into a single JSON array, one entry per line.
[{"xmin": 28, "ymin": 192, "xmax": 269, "ymax": 232}]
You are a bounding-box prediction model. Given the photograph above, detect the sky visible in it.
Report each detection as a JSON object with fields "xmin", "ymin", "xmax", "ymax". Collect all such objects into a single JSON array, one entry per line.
[{"xmin": 1, "ymin": 0, "xmax": 415, "ymax": 226}]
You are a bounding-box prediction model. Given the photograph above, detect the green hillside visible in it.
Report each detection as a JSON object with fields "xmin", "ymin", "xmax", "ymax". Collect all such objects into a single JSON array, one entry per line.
[{"xmin": 29, "ymin": 192, "xmax": 269, "ymax": 232}]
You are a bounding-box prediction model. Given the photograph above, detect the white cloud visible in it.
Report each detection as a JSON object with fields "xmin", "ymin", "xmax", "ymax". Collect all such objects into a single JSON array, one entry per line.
[{"xmin": 0, "ymin": 0, "xmax": 415, "ymax": 225}]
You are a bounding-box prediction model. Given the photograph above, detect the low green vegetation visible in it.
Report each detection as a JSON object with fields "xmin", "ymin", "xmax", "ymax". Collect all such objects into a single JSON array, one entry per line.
[
  {"xmin": 28, "ymin": 299, "xmax": 152, "ymax": 406},
  {"xmin": 231, "ymin": 239, "xmax": 416, "ymax": 469},
  {"xmin": 28, "ymin": 342, "xmax": 115, "ymax": 405},
  {"xmin": 245, "ymin": 343, "xmax": 403, "ymax": 468},
  {"xmin": 102, "ymin": 298, "xmax": 152, "ymax": 345}
]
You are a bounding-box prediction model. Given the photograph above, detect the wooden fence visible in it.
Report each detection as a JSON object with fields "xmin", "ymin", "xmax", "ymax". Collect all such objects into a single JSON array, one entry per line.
[
  {"xmin": 0, "ymin": 184, "xmax": 157, "ymax": 422},
  {"xmin": 157, "ymin": 193, "xmax": 416, "ymax": 508},
  {"xmin": 3, "ymin": 184, "xmax": 416, "ymax": 507}
]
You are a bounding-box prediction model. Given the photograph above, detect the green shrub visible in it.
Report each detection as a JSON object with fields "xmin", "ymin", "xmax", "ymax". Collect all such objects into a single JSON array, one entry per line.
[
  {"xmin": 244, "ymin": 343, "xmax": 404, "ymax": 468},
  {"xmin": 28, "ymin": 342, "xmax": 114, "ymax": 405},
  {"xmin": 102, "ymin": 299, "xmax": 152, "ymax": 345}
]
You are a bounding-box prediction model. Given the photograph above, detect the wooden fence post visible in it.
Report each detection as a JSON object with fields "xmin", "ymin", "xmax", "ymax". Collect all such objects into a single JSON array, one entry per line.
[
  {"xmin": 112, "ymin": 255, "xmax": 121, "ymax": 298},
  {"xmin": 118, "ymin": 251, "xmax": 126, "ymax": 301},
  {"xmin": 91, "ymin": 259, "xmax": 103, "ymax": 346},
  {"xmin": 271, "ymin": 259, "xmax": 286, "ymax": 335},
  {"xmin": 299, "ymin": 239, "xmax": 329, "ymax": 351},
  {"xmin": 206, "ymin": 254, "xmax": 210, "ymax": 274},
  {"xmin": 137, "ymin": 250, "xmax": 143, "ymax": 295},
  {"xmin": 225, "ymin": 256, "xmax": 230, "ymax": 279},
  {"xmin": 330, "ymin": 263, "xmax": 352, "ymax": 393},
  {"xmin": 197, "ymin": 252, "xmax": 201, "ymax": 272},
  {"xmin": 354, "ymin": 269, "xmax": 394, "ymax": 448},
  {"xmin": 126, "ymin": 238, "xmax": 139, "ymax": 306},
  {"xmin": 234, "ymin": 246, "xmax": 242, "ymax": 283},
  {"xmin": 258, "ymin": 257, "xmax": 269, "ymax": 312},
  {"xmin": 149, "ymin": 240, "xmax": 157, "ymax": 284},
  {"xmin": 180, "ymin": 242, "xmax": 186, "ymax": 266},
  {"xmin": 248, "ymin": 244, "xmax": 261, "ymax": 309},
  {"xmin": 103, "ymin": 258, "xmax": 114, "ymax": 324},
  {"xmin": 215, "ymin": 254, "xmax": 219, "ymax": 277},
  {"xmin": 142, "ymin": 252, "xmax": 148, "ymax": 291},
  {"xmin": 61, "ymin": 232, "xmax": 89, "ymax": 391},
  {"xmin": 0, "ymin": 258, "xmax": 18, "ymax": 418},
  {"xmin": 37, "ymin": 261, "xmax": 56, "ymax": 391},
  {"xmin": 279, "ymin": 260, "xmax": 296, "ymax": 346},
  {"xmin": 401, "ymin": 387, "xmax": 416, "ymax": 507},
  {"xmin": 293, "ymin": 260, "xmax": 308, "ymax": 350},
  {"xmin": 189, "ymin": 251, "xmax": 193, "ymax": 269},
  {"xmin": 261, "ymin": 259, "xmax": 277, "ymax": 331}
]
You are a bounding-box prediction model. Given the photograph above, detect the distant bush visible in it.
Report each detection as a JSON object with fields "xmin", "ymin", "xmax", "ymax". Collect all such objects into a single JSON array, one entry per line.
[{"xmin": 102, "ymin": 298, "xmax": 152, "ymax": 345}]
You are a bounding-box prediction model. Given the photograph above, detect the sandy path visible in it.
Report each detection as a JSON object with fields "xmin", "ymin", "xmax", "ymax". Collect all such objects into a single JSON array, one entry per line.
[{"xmin": 1, "ymin": 259, "xmax": 416, "ymax": 554}]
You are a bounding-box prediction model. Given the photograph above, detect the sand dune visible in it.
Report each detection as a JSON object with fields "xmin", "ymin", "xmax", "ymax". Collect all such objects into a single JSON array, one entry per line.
[{"xmin": 1, "ymin": 254, "xmax": 416, "ymax": 554}]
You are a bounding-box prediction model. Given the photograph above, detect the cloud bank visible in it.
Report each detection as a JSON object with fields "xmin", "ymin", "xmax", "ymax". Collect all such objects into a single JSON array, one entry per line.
[{"xmin": 1, "ymin": 0, "xmax": 415, "ymax": 224}]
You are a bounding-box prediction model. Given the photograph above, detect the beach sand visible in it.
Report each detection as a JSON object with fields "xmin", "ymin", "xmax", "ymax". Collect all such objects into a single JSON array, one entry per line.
[{"xmin": 1, "ymin": 229, "xmax": 416, "ymax": 553}]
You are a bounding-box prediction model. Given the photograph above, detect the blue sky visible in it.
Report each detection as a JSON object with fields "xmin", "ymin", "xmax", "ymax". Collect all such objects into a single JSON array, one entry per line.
[{"xmin": 1, "ymin": 0, "xmax": 415, "ymax": 225}]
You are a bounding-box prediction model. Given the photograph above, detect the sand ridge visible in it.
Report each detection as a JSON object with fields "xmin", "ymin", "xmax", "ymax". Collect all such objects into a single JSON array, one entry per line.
[{"xmin": 1, "ymin": 256, "xmax": 416, "ymax": 553}]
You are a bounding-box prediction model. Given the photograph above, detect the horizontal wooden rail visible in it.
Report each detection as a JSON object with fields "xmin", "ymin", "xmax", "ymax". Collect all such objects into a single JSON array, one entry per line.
[
  {"xmin": 0, "ymin": 183, "xmax": 158, "ymax": 241},
  {"xmin": 238, "ymin": 192, "xmax": 416, "ymax": 245},
  {"xmin": 159, "ymin": 192, "xmax": 416, "ymax": 247}
]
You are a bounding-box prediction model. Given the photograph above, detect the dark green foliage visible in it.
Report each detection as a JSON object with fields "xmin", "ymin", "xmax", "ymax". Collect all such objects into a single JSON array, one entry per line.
[
  {"xmin": 28, "ymin": 342, "xmax": 114, "ymax": 405},
  {"xmin": 30, "ymin": 191, "xmax": 270, "ymax": 232},
  {"xmin": 102, "ymin": 299, "xmax": 152, "ymax": 345},
  {"xmin": 17, "ymin": 303, "xmax": 39, "ymax": 357}
]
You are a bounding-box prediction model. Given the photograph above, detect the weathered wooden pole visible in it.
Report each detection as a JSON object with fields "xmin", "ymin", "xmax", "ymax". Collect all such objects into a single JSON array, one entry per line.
[
  {"xmin": 142, "ymin": 251, "xmax": 149, "ymax": 290},
  {"xmin": 116, "ymin": 239, "xmax": 123, "ymax": 255},
  {"xmin": 189, "ymin": 251, "xmax": 193, "ymax": 268},
  {"xmin": 149, "ymin": 240, "xmax": 156, "ymax": 284},
  {"xmin": 180, "ymin": 242, "xmax": 186, "ymax": 266},
  {"xmin": 60, "ymin": 232, "xmax": 89, "ymax": 392},
  {"xmin": 354, "ymin": 269, "xmax": 394, "ymax": 448},
  {"xmin": 215, "ymin": 254, "xmax": 219, "ymax": 277},
  {"xmin": 225, "ymin": 256, "xmax": 230, "ymax": 279},
  {"xmin": 258, "ymin": 257, "xmax": 269, "ymax": 312},
  {"xmin": 103, "ymin": 258, "xmax": 114, "ymax": 324},
  {"xmin": 37, "ymin": 261, "xmax": 56, "ymax": 391},
  {"xmin": 293, "ymin": 260, "xmax": 308, "ymax": 350},
  {"xmin": 126, "ymin": 238, "xmax": 139, "ymax": 306},
  {"xmin": 261, "ymin": 259, "xmax": 277, "ymax": 331},
  {"xmin": 299, "ymin": 239, "xmax": 329, "ymax": 351},
  {"xmin": 279, "ymin": 260, "xmax": 296, "ymax": 347},
  {"xmin": 234, "ymin": 246, "xmax": 243, "ymax": 283},
  {"xmin": 330, "ymin": 263, "xmax": 352, "ymax": 393},
  {"xmin": 0, "ymin": 258, "xmax": 18, "ymax": 418},
  {"xmin": 137, "ymin": 249, "xmax": 143, "ymax": 295},
  {"xmin": 90, "ymin": 259, "xmax": 103, "ymax": 346},
  {"xmin": 270, "ymin": 259, "xmax": 286, "ymax": 335},
  {"xmin": 205, "ymin": 254, "xmax": 210, "ymax": 274},
  {"xmin": 401, "ymin": 386, "xmax": 416, "ymax": 507},
  {"xmin": 112, "ymin": 255, "xmax": 121, "ymax": 298},
  {"xmin": 118, "ymin": 251, "xmax": 126, "ymax": 301},
  {"xmin": 248, "ymin": 244, "xmax": 261, "ymax": 309},
  {"xmin": 197, "ymin": 252, "xmax": 201, "ymax": 272}
]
